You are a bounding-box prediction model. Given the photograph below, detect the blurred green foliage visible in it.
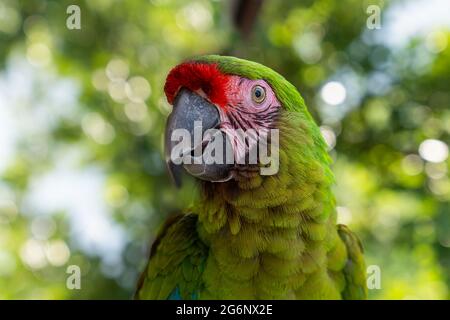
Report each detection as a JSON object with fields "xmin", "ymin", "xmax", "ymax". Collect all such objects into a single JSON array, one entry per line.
[{"xmin": 0, "ymin": 0, "xmax": 449, "ymax": 299}]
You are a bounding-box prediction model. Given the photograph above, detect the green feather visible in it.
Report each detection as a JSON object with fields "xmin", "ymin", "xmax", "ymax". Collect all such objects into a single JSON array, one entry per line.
[{"xmin": 135, "ymin": 55, "xmax": 367, "ymax": 300}]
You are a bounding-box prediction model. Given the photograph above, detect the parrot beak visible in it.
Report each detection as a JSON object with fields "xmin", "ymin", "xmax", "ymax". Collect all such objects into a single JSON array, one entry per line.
[{"xmin": 165, "ymin": 89, "xmax": 234, "ymax": 187}]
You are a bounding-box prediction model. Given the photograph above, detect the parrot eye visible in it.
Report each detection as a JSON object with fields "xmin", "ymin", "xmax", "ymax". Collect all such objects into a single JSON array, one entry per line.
[{"xmin": 251, "ymin": 85, "xmax": 266, "ymax": 104}]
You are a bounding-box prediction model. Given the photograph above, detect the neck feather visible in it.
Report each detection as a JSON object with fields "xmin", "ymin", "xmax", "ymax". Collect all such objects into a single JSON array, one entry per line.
[
  {"xmin": 192, "ymin": 111, "xmax": 337, "ymax": 298},
  {"xmin": 195, "ymin": 111, "xmax": 335, "ymax": 236}
]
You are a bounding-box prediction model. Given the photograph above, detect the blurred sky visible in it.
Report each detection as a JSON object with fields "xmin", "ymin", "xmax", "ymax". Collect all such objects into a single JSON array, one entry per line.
[
  {"xmin": 0, "ymin": 0, "xmax": 449, "ymax": 264},
  {"xmin": 382, "ymin": 0, "xmax": 450, "ymax": 48}
]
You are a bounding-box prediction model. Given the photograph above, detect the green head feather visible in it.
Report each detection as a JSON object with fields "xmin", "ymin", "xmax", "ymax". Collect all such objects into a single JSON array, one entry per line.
[{"xmin": 192, "ymin": 55, "xmax": 330, "ymax": 170}]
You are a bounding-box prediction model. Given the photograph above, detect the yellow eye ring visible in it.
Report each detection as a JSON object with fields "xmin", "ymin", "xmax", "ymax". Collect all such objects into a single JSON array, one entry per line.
[{"xmin": 251, "ymin": 85, "xmax": 266, "ymax": 104}]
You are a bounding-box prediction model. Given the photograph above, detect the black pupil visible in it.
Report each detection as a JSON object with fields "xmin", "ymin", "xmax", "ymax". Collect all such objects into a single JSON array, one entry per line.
[{"xmin": 255, "ymin": 88, "xmax": 262, "ymax": 98}]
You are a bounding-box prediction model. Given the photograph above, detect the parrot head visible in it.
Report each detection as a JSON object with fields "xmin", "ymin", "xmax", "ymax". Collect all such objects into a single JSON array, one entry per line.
[{"xmin": 163, "ymin": 55, "xmax": 323, "ymax": 187}]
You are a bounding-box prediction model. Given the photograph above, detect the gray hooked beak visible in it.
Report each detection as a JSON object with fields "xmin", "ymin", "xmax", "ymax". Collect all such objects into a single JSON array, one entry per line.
[{"xmin": 165, "ymin": 89, "xmax": 233, "ymax": 187}]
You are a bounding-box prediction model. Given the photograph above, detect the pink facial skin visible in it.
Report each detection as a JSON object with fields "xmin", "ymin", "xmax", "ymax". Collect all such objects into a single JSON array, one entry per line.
[
  {"xmin": 223, "ymin": 77, "xmax": 280, "ymax": 130},
  {"xmin": 218, "ymin": 76, "xmax": 281, "ymax": 165}
]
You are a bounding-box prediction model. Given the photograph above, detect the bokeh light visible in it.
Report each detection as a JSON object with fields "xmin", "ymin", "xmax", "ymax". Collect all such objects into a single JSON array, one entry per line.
[
  {"xmin": 320, "ymin": 81, "xmax": 347, "ymax": 105},
  {"xmin": 419, "ymin": 139, "xmax": 449, "ymax": 163}
]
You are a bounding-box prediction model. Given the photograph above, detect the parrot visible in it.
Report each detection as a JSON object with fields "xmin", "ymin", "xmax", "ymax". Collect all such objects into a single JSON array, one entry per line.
[{"xmin": 134, "ymin": 55, "xmax": 367, "ymax": 300}]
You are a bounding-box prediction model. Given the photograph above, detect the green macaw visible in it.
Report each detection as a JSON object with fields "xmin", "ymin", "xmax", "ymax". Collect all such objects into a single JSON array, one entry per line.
[{"xmin": 135, "ymin": 55, "xmax": 367, "ymax": 300}]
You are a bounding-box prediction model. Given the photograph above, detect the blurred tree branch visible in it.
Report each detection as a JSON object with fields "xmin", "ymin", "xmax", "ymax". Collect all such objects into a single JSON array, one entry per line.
[{"xmin": 231, "ymin": 0, "xmax": 264, "ymax": 39}]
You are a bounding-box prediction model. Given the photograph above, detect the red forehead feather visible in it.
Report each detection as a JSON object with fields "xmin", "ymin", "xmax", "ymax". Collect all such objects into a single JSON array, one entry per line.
[{"xmin": 164, "ymin": 62, "xmax": 230, "ymax": 108}]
